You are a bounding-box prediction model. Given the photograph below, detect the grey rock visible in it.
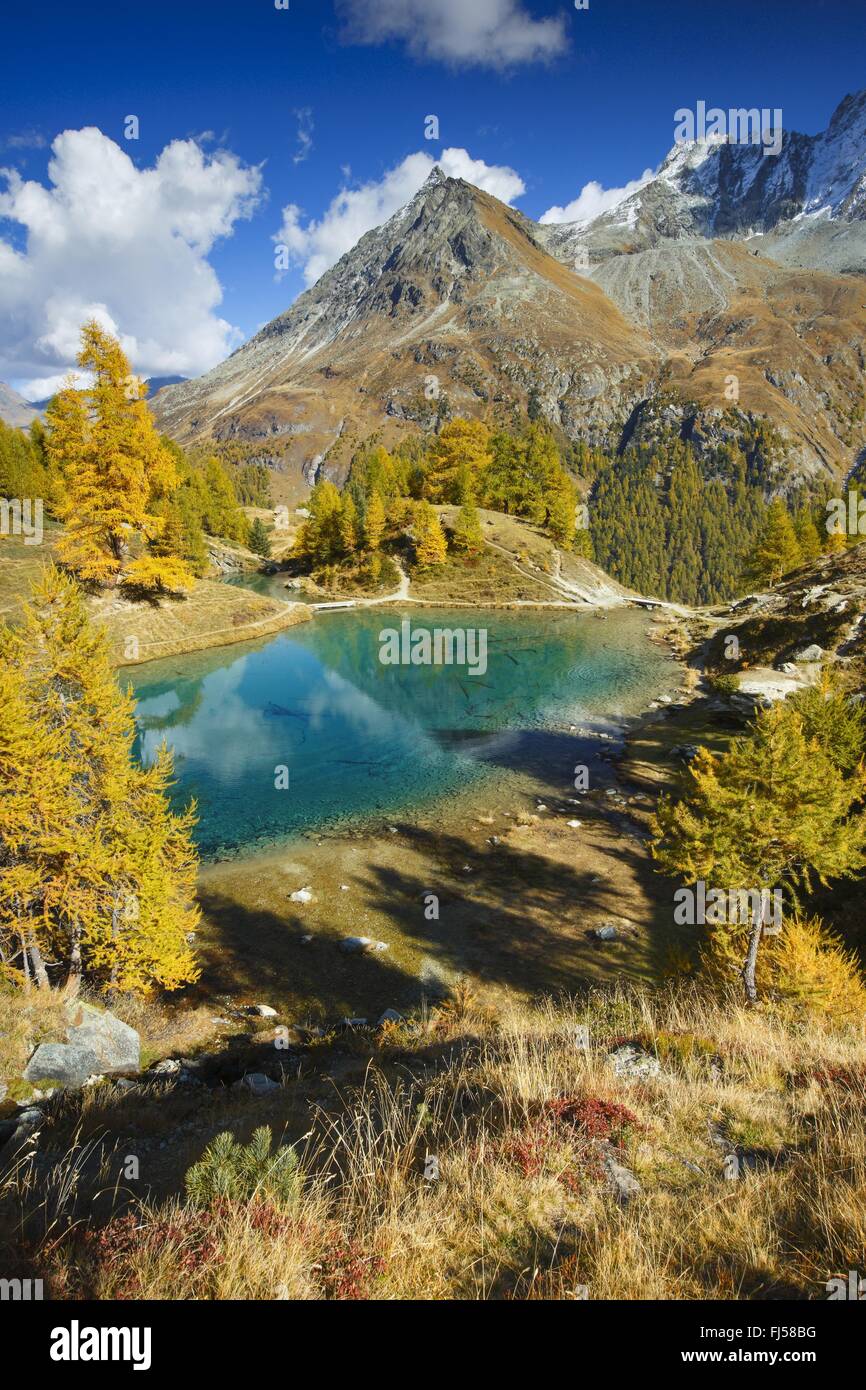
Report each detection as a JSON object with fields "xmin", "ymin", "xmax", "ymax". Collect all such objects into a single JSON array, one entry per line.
[
  {"xmin": 237, "ymin": 1072, "xmax": 280, "ymax": 1097},
  {"xmin": 607, "ymin": 1044, "xmax": 661, "ymax": 1080},
  {"xmin": 24, "ymin": 1001, "xmax": 139, "ymax": 1089},
  {"xmin": 793, "ymin": 644, "xmax": 825, "ymax": 662},
  {"xmin": 600, "ymin": 1144, "xmax": 642, "ymax": 1205},
  {"xmin": 339, "ymin": 936, "xmax": 389, "ymax": 954},
  {"xmin": 2, "ymin": 1106, "xmax": 44, "ymax": 1151},
  {"xmin": 24, "ymin": 1042, "xmax": 102, "ymax": 1088},
  {"xmin": 149, "ymin": 1059, "xmax": 182, "ymax": 1076},
  {"xmin": 592, "ymin": 924, "xmax": 619, "ymax": 942},
  {"xmin": 377, "ymin": 1008, "xmax": 403, "ymax": 1026},
  {"xmin": 248, "ymin": 1004, "xmax": 278, "ymax": 1018}
]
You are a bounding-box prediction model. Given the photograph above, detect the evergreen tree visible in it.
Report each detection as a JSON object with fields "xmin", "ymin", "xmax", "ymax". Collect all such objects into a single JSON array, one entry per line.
[
  {"xmin": 747, "ymin": 497, "xmax": 801, "ymax": 587},
  {"xmin": 451, "ymin": 495, "xmax": 484, "ymax": 555},
  {"xmin": 248, "ymin": 517, "xmax": 272, "ymax": 559},
  {"xmin": 793, "ymin": 505, "xmax": 822, "ymax": 564},
  {"xmin": 295, "ymin": 480, "xmax": 343, "ymax": 565}
]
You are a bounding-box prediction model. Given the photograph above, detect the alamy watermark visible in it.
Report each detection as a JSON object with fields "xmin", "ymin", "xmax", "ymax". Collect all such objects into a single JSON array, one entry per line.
[
  {"xmin": 0, "ymin": 497, "xmax": 43, "ymax": 545},
  {"xmin": 674, "ymin": 102, "xmax": 784, "ymax": 157},
  {"xmin": 379, "ymin": 619, "xmax": 488, "ymax": 677},
  {"xmin": 674, "ymin": 881, "xmax": 782, "ymax": 933},
  {"xmin": 826, "ymin": 492, "xmax": 866, "ymax": 537}
]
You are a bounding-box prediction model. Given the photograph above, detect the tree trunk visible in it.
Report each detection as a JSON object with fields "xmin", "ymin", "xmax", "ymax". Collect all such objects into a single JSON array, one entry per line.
[
  {"xmin": 28, "ymin": 938, "xmax": 50, "ymax": 990},
  {"xmin": 741, "ymin": 915, "xmax": 764, "ymax": 1005},
  {"xmin": 68, "ymin": 931, "xmax": 82, "ymax": 996}
]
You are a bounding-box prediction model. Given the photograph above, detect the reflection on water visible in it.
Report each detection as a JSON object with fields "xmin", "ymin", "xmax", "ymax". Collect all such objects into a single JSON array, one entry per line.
[{"xmin": 130, "ymin": 606, "xmax": 675, "ymax": 859}]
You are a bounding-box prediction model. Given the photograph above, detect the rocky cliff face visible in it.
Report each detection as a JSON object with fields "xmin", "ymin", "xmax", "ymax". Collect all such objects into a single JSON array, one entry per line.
[{"xmin": 153, "ymin": 94, "xmax": 866, "ymax": 496}]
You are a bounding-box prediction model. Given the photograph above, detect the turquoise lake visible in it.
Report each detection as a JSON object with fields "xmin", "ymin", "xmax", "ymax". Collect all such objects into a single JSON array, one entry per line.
[{"xmin": 130, "ymin": 606, "xmax": 676, "ymax": 860}]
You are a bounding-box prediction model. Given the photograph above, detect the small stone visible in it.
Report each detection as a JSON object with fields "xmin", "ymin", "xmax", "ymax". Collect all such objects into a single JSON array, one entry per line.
[
  {"xmin": 567, "ymin": 819, "xmax": 583, "ymax": 829},
  {"xmin": 340, "ymin": 884, "xmax": 350, "ymax": 891},
  {"xmin": 592, "ymin": 924, "xmax": 618, "ymax": 942},
  {"xmin": 377, "ymin": 1008, "xmax": 403, "ymax": 1026},
  {"xmin": 290, "ymin": 887, "xmax": 314, "ymax": 904},
  {"xmin": 238, "ymin": 1072, "xmax": 280, "ymax": 1097},
  {"xmin": 339, "ymin": 936, "xmax": 389, "ymax": 954},
  {"xmin": 249, "ymin": 1004, "xmax": 278, "ymax": 1018}
]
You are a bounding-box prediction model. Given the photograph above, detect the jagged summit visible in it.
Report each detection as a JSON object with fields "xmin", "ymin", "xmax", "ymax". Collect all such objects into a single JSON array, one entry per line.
[{"xmin": 540, "ymin": 90, "xmax": 866, "ymax": 271}]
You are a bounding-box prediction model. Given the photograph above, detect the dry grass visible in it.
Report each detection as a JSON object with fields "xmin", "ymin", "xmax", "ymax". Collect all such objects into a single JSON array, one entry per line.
[
  {"xmin": 0, "ymin": 980, "xmax": 73, "ymax": 1103},
  {"xmin": 3, "ymin": 982, "xmax": 865, "ymax": 1300}
]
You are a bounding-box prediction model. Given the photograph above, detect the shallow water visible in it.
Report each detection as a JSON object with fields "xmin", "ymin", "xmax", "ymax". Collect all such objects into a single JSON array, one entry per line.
[{"xmin": 130, "ymin": 606, "xmax": 676, "ymax": 859}]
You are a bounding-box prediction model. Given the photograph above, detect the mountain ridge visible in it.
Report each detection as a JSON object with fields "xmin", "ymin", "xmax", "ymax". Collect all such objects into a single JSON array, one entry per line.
[{"xmin": 142, "ymin": 92, "xmax": 866, "ymax": 497}]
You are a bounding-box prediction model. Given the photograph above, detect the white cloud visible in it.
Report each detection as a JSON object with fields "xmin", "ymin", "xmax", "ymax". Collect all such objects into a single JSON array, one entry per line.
[
  {"xmin": 2, "ymin": 129, "xmax": 47, "ymax": 152},
  {"xmin": 293, "ymin": 108, "xmax": 314, "ymax": 165},
  {"xmin": 337, "ymin": 0, "xmax": 567, "ymax": 70},
  {"xmin": 540, "ymin": 169, "xmax": 656, "ymax": 227},
  {"xmin": 275, "ymin": 147, "xmax": 525, "ymax": 286},
  {"xmin": 0, "ymin": 127, "xmax": 263, "ymax": 394}
]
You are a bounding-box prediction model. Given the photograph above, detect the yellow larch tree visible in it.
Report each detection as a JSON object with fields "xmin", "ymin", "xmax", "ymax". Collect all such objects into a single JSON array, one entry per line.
[
  {"xmin": 47, "ymin": 321, "xmax": 193, "ymax": 592},
  {"xmin": 0, "ymin": 567, "xmax": 200, "ymax": 993}
]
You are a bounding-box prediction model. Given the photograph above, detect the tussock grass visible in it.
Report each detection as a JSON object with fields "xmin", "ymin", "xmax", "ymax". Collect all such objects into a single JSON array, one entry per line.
[{"xmin": 2, "ymin": 982, "xmax": 865, "ymax": 1300}]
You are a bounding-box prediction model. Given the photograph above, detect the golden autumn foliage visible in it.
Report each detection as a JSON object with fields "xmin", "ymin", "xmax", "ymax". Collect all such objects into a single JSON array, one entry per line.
[
  {"xmin": 0, "ymin": 567, "xmax": 200, "ymax": 994},
  {"xmin": 46, "ymin": 321, "xmax": 194, "ymax": 593},
  {"xmin": 425, "ymin": 418, "xmax": 492, "ymax": 504},
  {"xmin": 413, "ymin": 500, "xmax": 447, "ymax": 568}
]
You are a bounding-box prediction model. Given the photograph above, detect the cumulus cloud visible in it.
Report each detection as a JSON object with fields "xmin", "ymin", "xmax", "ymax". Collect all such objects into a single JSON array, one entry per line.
[
  {"xmin": 0, "ymin": 127, "xmax": 263, "ymax": 396},
  {"xmin": 337, "ymin": 0, "xmax": 567, "ymax": 70},
  {"xmin": 274, "ymin": 147, "xmax": 525, "ymax": 286},
  {"xmin": 540, "ymin": 169, "xmax": 656, "ymax": 227}
]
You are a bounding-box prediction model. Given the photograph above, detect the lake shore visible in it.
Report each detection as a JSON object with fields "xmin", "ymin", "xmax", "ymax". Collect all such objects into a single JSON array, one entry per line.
[{"xmin": 194, "ymin": 627, "xmax": 695, "ymax": 1025}]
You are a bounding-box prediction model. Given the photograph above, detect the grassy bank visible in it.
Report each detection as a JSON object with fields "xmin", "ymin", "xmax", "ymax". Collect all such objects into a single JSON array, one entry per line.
[{"xmin": 2, "ymin": 982, "xmax": 864, "ymax": 1300}]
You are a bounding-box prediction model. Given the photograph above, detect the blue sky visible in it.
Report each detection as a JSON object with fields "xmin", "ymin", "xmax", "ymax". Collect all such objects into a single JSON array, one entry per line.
[{"xmin": 0, "ymin": 0, "xmax": 863, "ymax": 395}]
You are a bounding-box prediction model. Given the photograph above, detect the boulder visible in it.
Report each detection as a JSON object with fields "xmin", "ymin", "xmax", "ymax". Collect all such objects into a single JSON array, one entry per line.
[
  {"xmin": 607, "ymin": 1043, "xmax": 660, "ymax": 1080},
  {"xmin": 793, "ymin": 644, "xmax": 825, "ymax": 663},
  {"xmin": 248, "ymin": 1004, "xmax": 278, "ymax": 1018},
  {"xmin": 24, "ymin": 1002, "xmax": 139, "ymax": 1089}
]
